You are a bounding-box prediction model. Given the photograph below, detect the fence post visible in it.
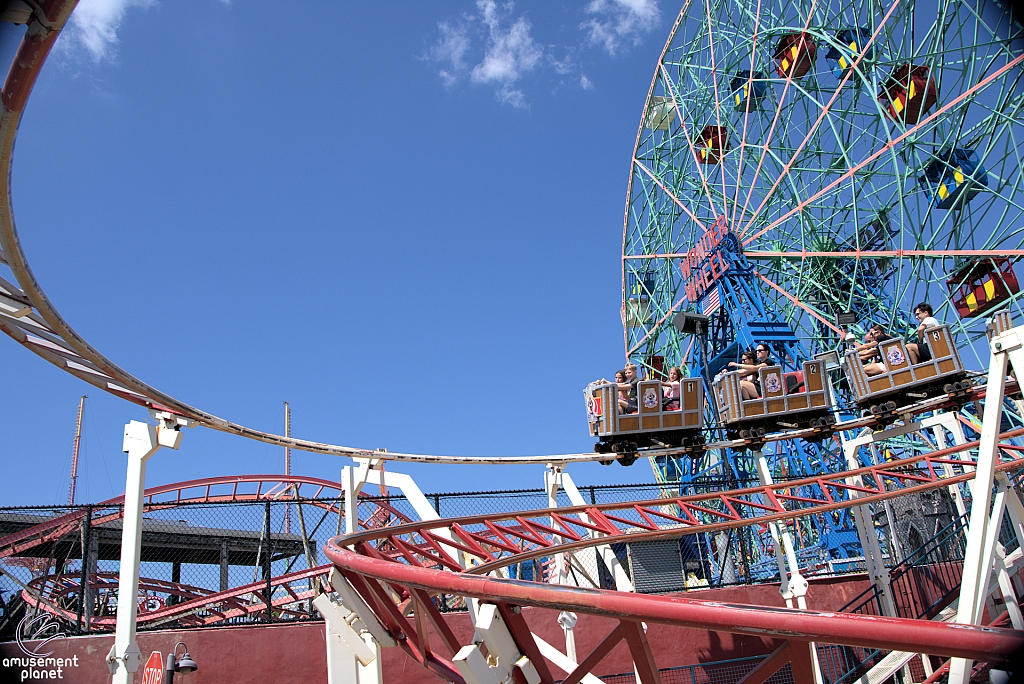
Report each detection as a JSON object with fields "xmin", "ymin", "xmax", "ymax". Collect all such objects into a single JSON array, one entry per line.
[
  {"xmin": 264, "ymin": 500, "xmax": 273, "ymax": 622},
  {"xmin": 78, "ymin": 505, "xmax": 92, "ymax": 634},
  {"xmin": 433, "ymin": 494, "xmax": 441, "ymax": 517}
]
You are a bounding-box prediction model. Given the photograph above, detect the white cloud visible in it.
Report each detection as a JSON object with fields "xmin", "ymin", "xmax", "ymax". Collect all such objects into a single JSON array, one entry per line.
[
  {"xmin": 427, "ymin": 1, "xmax": 655, "ymax": 107},
  {"xmin": 59, "ymin": 0, "xmax": 156, "ymax": 62},
  {"xmin": 469, "ymin": 1, "xmax": 543, "ymax": 108},
  {"xmin": 582, "ymin": 0, "xmax": 660, "ymax": 55},
  {"xmin": 425, "ymin": 1, "xmax": 543, "ymax": 108},
  {"xmin": 430, "ymin": 21, "xmax": 472, "ymax": 87}
]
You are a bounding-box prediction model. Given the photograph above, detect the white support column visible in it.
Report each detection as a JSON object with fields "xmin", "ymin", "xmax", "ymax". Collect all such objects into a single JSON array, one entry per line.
[
  {"xmin": 342, "ymin": 463, "xmax": 465, "ymax": 570},
  {"xmin": 333, "ymin": 462, "xmax": 474, "ymax": 680},
  {"xmin": 544, "ymin": 465, "xmax": 577, "ymax": 664},
  {"xmin": 558, "ymin": 471, "xmax": 633, "ymax": 592},
  {"xmin": 314, "ymin": 589, "xmax": 383, "ymax": 684},
  {"xmin": 930, "ymin": 414, "xmax": 969, "ymax": 516},
  {"xmin": 841, "ymin": 421, "xmax": 945, "ymax": 618},
  {"xmin": 107, "ymin": 414, "xmax": 188, "ymax": 683},
  {"xmin": 753, "ymin": 451, "xmax": 822, "ymax": 684},
  {"xmin": 949, "ymin": 325, "xmax": 1024, "ymax": 684},
  {"xmin": 544, "ymin": 467, "xmax": 570, "ymax": 587},
  {"xmin": 753, "ymin": 452, "xmax": 809, "ymax": 609},
  {"xmin": 992, "ymin": 540, "xmax": 1024, "ymax": 630},
  {"xmin": 869, "ymin": 443, "xmax": 905, "ymax": 564},
  {"xmin": 453, "ymin": 603, "xmax": 541, "ymax": 684}
]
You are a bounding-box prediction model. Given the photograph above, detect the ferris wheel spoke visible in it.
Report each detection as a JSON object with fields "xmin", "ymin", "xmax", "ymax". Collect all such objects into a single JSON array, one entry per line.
[
  {"xmin": 743, "ymin": 50, "xmax": 1024, "ymax": 248},
  {"xmin": 657, "ymin": 64, "xmax": 725, "ymax": 217},
  {"xmin": 738, "ymin": 0, "xmax": 906, "ymax": 237},
  {"xmin": 729, "ymin": 0, "xmax": 768, "ymax": 230},
  {"xmin": 633, "ymin": 159, "xmax": 711, "ymax": 232},
  {"xmin": 626, "ymin": 294, "xmax": 689, "ymax": 356},
  {"xmin": 733, "ymin": 0, "xmax": 831, "ymax": 233},
  {"xmin": 702, "ymin": 0, "xmax": 733, "ymax": 210}
]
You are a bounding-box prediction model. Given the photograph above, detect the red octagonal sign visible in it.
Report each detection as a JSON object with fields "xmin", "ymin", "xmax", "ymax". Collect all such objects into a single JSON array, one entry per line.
[{"xmin": 141, "ymin": 651, "xmax": 163, "ymax": 684}]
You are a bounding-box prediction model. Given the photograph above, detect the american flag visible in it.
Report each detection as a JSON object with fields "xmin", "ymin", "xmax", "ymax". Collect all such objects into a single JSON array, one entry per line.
[{"xmin": 701, "ymin": 286, "xmax": 721, "ymax": 315}]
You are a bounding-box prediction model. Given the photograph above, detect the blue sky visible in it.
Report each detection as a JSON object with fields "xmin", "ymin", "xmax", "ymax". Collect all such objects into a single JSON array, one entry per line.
[{"xmin": 0, "ymin": 1, "xmax": 671, "ymax": 505}]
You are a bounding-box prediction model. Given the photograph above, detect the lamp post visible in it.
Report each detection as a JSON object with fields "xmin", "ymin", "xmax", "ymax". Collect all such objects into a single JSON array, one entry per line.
[{"xmin": 162, "ymin": 641, "xmax": 198, "ymax": 684}]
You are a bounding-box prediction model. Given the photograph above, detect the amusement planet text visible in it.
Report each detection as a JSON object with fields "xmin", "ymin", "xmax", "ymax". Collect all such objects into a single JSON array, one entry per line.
[{"xmin": 2, "ymin": 655, "xmax": 79, "ymax": 681}]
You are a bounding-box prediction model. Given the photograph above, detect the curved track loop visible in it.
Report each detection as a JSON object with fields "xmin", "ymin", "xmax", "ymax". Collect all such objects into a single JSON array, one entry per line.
[
  {"xmin": 1, "ymin": 474, "xmax": 408, "ymax": 628},
  {"xmin": 22, "ymin": 566, "xmax": 331, "ymax": 629},
  {"xmin": 323, "ymin": 434, "xmax": 1024, "ymax": 681},
  {"xmin": 0, "ymin": 474, "xmax": 407, "ymax": 561},
  {"xmin": 0, "ymin": 1, "xmax": 1003, "ymax": 468}
]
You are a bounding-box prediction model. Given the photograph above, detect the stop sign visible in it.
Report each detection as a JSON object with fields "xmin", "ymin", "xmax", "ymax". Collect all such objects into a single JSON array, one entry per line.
[{"xmin": 140, "ymin": 651, "xmax": 163, "ymax": 684}]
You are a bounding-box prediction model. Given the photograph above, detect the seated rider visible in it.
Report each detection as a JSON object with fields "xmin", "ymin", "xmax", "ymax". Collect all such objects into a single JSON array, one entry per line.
[
  {"xmin": 906, "ymin": 302, "xmax": 938, "ymax": 363},
  {"xmin": 661, "ymin": 366, "xmax": 683, "ymax": 410},
  {"xmin": 853, "ymin": 324, "xmax": 891, "ymax": 376},
  {"xmin": 615, "ymin": 363, "xmax": 640, "ymax": 414},
  {"xmin": 728, "ymin": 346, "xmax": 772, "ymax": 399}
]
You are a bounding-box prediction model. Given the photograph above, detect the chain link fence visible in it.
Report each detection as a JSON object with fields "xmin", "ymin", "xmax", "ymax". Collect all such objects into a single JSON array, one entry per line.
[
  {"xmin": 1, "ymin": 475, "xmax": 1009, "ymax": 643},
  {"xmin": 600, "ymin": 656, "xmax": 793, "ymax": 684}
]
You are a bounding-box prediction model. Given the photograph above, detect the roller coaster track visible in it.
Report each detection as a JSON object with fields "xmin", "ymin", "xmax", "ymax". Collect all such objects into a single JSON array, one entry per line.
[
  {"xmin": 0, "ymin": 3, "xmax": 1004, "ymax": 470},
  {"xmin": 0, "ymin": 474, "xmax": 407, "ymax": 561},
  {"xmin": 1, "ymin": 474, "xmax": 407, "ymax": 628},
  {"xmin": 20, "ymin": 566, "xmax": 332, "ymax": 629},
  {"xmin": 2, "ymin": 5, "xmax": 1024, "ymax": 683},
  {"xmin": 322, "ymin": 434, "xmax": 1024, "ymax": 682}
]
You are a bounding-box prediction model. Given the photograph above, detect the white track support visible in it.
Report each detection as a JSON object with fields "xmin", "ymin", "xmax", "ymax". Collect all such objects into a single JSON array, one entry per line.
[
  {"xmin": 544, "ymin": 467, "xmax": 633, "ymax": 592},
  {"xmin": 753, "ymin": 451, "xmax": 823, "ymax": 684},
  {"xmin": 546, "ymin": 467, "xmax": 638, "ymax": 666},
  {"xmin": 837, "ymin": 412, "xmax": 964, "ymax": 617},
  {"xmin": 867, "ymin": 443, "xmax": 905, "ymax": 564},
  {"xmin": 334, "ymin": 462, "xmax": 472, "ymax": 680},
  {"xmin": 342, "ymin": 461, "xmax": 464, "ymax": 567},
  {"xmin": 108, "ymin": 414, "xmax": 189, "ymax": 683},
  {"xmin": 545, "ymin": 466, "xmax": 576, "ymax": 664},
  {"xmin": 314, "ymin": 582, "xmax": 383, "ymax": 684},
  {"xmin": 453, "ymin": 604, "xmax": 542, "ymax": 684},
  {"xmin": 949, "ymin": 325, "xmax": 1024, "ymax": 684},
  {"xmin": 545, "ymin": 467, "xmax": 570, "ymax": 588},
  {"xmin": 753, "ymin": 452, "xmax": 808, "ymax": 609},
  {"xmin": 929, "ymin": 415, "xmax": 970, "ymax": 516}
]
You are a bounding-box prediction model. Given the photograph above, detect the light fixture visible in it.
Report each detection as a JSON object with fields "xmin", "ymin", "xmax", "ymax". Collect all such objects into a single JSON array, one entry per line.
[
  {"xmin": 672, "ymin": 312, "xmax": 709, "ymax": 335},
  {"xmin": 169, "ymin": 641, "xmax": 198, "ymax": 676}
]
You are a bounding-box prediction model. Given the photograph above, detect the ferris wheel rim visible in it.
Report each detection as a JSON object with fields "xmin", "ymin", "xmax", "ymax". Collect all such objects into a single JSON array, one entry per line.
[{"xmin": 622, "ymin": 0, "xmax": 1024, "ymax": 369}]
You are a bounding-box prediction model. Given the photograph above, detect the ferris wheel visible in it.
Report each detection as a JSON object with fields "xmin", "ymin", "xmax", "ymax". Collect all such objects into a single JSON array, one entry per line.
[{"xmin": 623, "ymin": 0, "xmax": 1024, "ymax": 378}]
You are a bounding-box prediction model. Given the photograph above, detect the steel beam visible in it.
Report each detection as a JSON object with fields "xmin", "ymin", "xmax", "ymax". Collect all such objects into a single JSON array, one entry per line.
[
  {"xmin": 949, "ymin": 327, "xmax": 1024, "ymax": 683},
  {"xmin": 326, "ymin": 546, "xmax": 1024, "ymax": 663}
]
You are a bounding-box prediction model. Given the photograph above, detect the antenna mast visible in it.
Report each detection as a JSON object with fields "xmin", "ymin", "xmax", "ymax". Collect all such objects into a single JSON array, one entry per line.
[
  {"xmin": 284, "ymin": 401, "xmax": 291, "ymax": 534},
  {"xmin": 68, "ymin": 395, "xmax": 86, "ymax": 505}
]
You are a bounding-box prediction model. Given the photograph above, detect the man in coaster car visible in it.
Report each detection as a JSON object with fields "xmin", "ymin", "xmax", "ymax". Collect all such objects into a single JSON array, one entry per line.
[{"xmin": 906, "ymin": 302, "xmax": 938, "ymax": 364}]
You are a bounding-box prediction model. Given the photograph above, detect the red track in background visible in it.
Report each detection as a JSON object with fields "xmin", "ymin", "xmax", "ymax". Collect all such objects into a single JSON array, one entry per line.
[
  {"xmin": 1, "ymin": 475, "xmax": 403, "ymax": 628},
  {"xmin": 323, "ymin": 433, "xmax": 1024, "ymax": 683}
]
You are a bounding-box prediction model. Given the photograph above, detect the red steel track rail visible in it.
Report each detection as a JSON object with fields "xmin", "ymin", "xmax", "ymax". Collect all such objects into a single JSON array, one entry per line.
[
  {"xmin": 1, "ymin": 474, "xmax": 408, "ymax": 628},
  {"xmin": 323, "ymin": 433, "xmax": 1024, "ymax": 683},
  {"xmin": 21, "ymin": 566, "xmax": 332, "ymax": 628},
  {"xmin": 0, "ymin": 474, "xmax": 408, "ymax": 561}
]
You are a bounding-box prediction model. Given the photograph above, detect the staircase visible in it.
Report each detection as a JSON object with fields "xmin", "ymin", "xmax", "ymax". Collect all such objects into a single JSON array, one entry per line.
[{"xmin": 819, "ymin": 511, "xmax": 1021, "ymax": 684}]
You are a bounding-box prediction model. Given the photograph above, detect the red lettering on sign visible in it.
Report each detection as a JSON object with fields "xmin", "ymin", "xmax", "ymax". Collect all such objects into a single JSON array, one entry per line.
[{"xmin": 679, "ymin": 216, "xmax": 731, "ymax": 302}]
